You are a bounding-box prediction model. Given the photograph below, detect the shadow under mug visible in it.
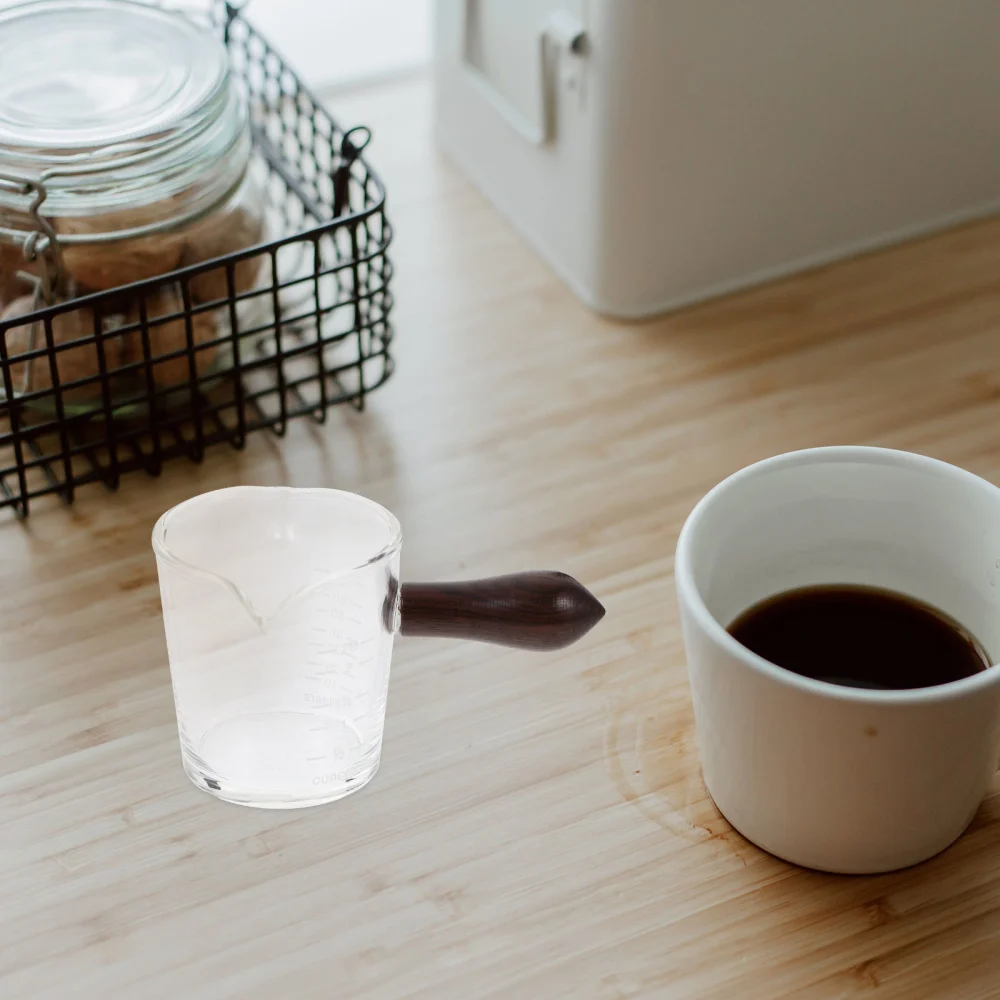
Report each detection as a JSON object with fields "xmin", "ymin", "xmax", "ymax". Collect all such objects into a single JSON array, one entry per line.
[{"xmin": 675, "ymin": 446, "xmax": 1000, "ymax": 873}]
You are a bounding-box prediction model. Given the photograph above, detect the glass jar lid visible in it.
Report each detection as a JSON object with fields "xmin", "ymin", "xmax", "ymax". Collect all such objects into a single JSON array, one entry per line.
[{"xmin": 0, "ymin": 0, "xmax": 250, "ymax": 238}]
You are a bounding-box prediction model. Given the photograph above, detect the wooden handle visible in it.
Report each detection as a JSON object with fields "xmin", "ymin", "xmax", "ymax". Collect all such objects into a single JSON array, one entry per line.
[{"xmin": 390, "ymin": 571, "xmax": 605, "ymax": 651}]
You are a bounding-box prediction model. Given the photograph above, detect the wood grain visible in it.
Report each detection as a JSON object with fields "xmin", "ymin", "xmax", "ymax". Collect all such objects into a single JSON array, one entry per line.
[{"xmin": 3, "ymin": 75, "xmax": 1000, "ymax": 999}]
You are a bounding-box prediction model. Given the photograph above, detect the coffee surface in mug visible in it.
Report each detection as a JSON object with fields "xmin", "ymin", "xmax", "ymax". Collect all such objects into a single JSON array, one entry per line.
[{"xmin": 728, "ymin": 584, "xmax": 992, "ymax": 690}]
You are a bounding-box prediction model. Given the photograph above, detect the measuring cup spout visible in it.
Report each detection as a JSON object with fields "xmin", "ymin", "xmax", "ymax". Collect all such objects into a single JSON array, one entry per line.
[
  {"xmin": 152, "ymin": 486, "xmax": 404, "ymax": 635},
  {"xmin": 386, "ymin": 571, "xmax": 605, "ymax": 651},
  {"xmin": 151, "ymin": 551, "xmax": 277, "ymax": 632}
]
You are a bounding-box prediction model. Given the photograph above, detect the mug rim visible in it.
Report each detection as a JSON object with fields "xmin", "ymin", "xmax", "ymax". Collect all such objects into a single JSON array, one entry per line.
[{"xmin": 675, "ymin": 446, "xmax": 1000, "ymax": 705}]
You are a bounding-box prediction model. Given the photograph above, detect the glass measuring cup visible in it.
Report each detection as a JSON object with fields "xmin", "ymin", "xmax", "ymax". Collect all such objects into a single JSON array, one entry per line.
[{"xmin": 152, "ymin": 486, "xmax": 604, "ymax": 808}]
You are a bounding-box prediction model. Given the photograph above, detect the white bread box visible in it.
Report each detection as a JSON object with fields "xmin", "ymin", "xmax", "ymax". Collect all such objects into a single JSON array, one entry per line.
[{"xmin": 435, "ymin": 1, "xmax": 1000, "ymax": 317}]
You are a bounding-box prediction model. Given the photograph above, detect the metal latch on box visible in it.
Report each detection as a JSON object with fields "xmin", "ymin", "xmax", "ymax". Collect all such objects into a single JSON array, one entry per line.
[{"xmin": 461, "ymin": 2, "xmax": 588, "ymax": 146}]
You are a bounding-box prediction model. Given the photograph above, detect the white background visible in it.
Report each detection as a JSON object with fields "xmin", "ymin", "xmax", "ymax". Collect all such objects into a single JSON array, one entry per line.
[
  {"xmin": 0, "ymin": 0, "xmax": 433, "ymax": 91},
  {"xmin": 220, "ymin": 0, "xmax": 432, "ymax": 91}
]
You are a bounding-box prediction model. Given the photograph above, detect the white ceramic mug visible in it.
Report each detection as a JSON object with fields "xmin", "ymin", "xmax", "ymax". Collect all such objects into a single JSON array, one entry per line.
[{"xmin": 675, "ymin": 447, "xmax": 1000, "ymax": 873}]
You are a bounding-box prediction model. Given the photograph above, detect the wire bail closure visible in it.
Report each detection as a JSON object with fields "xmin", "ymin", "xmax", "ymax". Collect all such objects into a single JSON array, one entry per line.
[{"xmin": 0, "ymin": 171, "xmax": 65, "ymax": 303}]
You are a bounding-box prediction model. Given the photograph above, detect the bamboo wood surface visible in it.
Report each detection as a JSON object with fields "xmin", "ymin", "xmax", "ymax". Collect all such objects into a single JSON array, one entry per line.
[{"xmin": 4, "ymin": 76, "xmax": 1000, "ymax": 999}]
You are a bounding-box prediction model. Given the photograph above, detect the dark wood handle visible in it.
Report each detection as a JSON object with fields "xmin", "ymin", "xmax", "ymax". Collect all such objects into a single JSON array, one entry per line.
[{"xmin": 390, "ymin": 571, "xmax": 605, "ymax": 651}]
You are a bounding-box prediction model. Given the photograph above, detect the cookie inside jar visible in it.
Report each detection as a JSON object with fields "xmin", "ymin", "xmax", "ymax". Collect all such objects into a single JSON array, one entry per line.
[
  {"xmin": 180, "ymin": 190, "xmax": 267, "ymax": 306},
  {"xmin": 123, "ymin": 283, "xmax": 222, "ymax": 391},
  {"xmin": 50, "ymin": 178, "xmax": 267, "ymax": 302},
  {"xmin": 0, "ymin": 292, "xmax": 133, "ymax": 405},
  {"xmin": 1, "ymin": 280, "xmax": 227, "ymax": 416},
  {"xmin": 0, "ymin": 0, "xmax": 267, "ymax": 398}
]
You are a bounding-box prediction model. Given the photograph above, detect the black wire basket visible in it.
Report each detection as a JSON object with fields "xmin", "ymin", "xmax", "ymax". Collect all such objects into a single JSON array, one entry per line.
[{"xmin": 0, "ymin": 0, "xmax": 393, "ymax": 517}]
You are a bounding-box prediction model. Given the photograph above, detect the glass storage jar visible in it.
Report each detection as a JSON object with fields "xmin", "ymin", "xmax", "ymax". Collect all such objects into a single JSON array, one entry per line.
[{"xmin": 0, "ymin": 0, "xmax": 267, "ymax": 412}]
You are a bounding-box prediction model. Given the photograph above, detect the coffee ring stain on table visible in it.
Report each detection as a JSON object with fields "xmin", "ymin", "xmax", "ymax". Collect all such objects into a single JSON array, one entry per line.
[{"xmin": 604, "ymin": 691, "xmax": 746, "ymax": 854}]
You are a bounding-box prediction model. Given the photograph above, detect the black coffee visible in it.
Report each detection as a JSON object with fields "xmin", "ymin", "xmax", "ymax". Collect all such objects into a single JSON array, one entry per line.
[{"xmin": 727, "ymin": 584, "xmax": 991, "ymax": 690}]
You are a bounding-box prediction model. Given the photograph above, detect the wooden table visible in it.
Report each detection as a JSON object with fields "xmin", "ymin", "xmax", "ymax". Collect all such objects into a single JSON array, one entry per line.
[{"xmin": 4, "ymin": 77, "xmax": 1000, "ymax": 1000}]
